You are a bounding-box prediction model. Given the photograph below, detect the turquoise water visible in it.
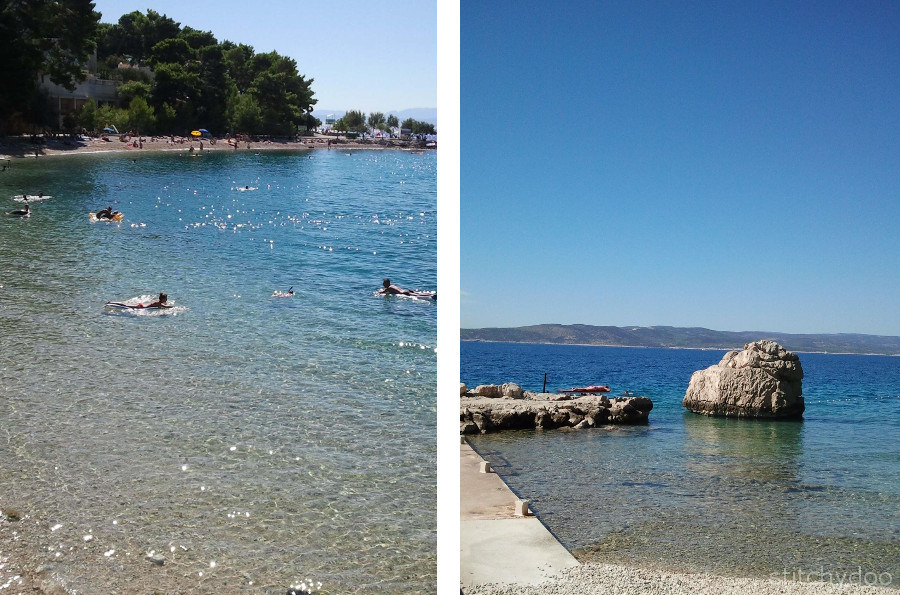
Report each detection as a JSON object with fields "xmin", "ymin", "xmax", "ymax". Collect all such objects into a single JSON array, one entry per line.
[
  {"xmin": 463, "ymin": 342, "xmax": 900, "ymax": 586},
  {"xmin": 0, "ymin": 150, "xmax": 436, "ymax": 594}
]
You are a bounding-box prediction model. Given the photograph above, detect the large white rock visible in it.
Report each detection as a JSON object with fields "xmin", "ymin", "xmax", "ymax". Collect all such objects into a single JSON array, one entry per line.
[
  {"xmin": 501, "ymin": 382, "xmax": 524, "ymax": 399},
  {"xmin": 682, "ymin": 340, "xmax": 804, "ymax": 418}
]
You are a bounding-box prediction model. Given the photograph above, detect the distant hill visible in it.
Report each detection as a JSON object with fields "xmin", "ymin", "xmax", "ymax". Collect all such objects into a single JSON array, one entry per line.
[
  {"xmin": 312, "ymin": 108, "xmax": 437, "ymax": 126},
  {"xmin": 460, "ymin": 324, "xmax": 900, "ymax": 355}
]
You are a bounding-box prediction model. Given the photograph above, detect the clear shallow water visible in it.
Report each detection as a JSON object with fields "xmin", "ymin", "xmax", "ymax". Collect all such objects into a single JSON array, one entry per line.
[
  {"xmin": 0, "ymin": 150, "xmax": 436, "ymax": 594},
  {"xmin": 462, "ymin": 342, "xmax": 900, "ymax": 586}
]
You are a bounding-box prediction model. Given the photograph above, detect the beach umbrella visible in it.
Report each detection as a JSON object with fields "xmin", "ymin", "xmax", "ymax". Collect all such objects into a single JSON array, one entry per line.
[
  {"xmin": 191, "ymin": 130, "xmax": 202, "ymax": 137},
  {"xmin": 198, "ymin": 128, "xmax": 210, "ymax": 135}
]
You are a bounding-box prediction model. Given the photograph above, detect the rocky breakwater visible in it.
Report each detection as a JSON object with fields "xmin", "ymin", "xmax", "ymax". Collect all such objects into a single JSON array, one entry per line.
[
  {"xmin": 682, "ymin": 340, "xmax": 804, "ymax": 418},
  {"xmin": 460, "ymin": 382, "xmax": 653, "ymax": 434}
]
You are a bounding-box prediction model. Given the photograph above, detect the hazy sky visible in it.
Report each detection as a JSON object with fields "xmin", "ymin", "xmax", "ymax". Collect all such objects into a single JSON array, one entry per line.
[
  {"xmin": 461, "ymin": 0, "xmax": 900, "ymax": 336},
  {"xmin": 91, "ymin": 0, "xmax": 436, "ymax": 113}
]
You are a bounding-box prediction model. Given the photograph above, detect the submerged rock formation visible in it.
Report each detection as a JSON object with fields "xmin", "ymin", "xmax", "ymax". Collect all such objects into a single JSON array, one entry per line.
[
  {"xmin": 460, "ymin": 386, "xmax": 653, "ymax": 434},
  {"xmin": 682, "ymin": 340, "xmax": 804, "ymax": 418}
]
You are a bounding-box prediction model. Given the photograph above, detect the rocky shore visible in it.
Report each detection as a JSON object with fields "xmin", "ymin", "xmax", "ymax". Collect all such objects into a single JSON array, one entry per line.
[{"xmin": 460, "ymin": 383, "xmax": 653, "ymax": 433}]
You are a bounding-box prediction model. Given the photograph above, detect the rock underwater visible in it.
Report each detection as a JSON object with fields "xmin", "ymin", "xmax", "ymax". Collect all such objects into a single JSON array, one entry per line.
[{"xmin": 682, "ymin": 340, "xmax": 804, "ymax": 419}]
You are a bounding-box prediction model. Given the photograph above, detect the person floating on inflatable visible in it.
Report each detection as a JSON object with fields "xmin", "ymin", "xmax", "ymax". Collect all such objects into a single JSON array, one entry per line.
[
  {"xmin": 376, "ymin": 279, "xmax": 436, "ymax": 301},
  {"xmin": 8, "ymin": 200, "xmax": 29, "ymax": 217},
  {"xmin": 106, "ymin": 292, "xmax": 172, "ymax": 309}
]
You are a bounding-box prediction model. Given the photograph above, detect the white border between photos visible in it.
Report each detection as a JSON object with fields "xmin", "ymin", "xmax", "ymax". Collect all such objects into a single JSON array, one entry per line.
[{"xmin": 437, "ymin": 0, "xmax": 460, "ymax": 592}]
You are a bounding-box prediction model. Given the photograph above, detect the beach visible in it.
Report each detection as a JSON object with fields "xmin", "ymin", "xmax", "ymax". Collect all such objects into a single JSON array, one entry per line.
[
  {"xmin": 0, "ymin": 132, "xmax": 431, "ymax": 160},
  {"xmin": 463, "ymin": 563, "xmax": 897, "ymax": 595}
]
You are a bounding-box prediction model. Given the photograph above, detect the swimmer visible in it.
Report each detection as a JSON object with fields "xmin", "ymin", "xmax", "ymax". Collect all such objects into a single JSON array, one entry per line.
[
  {"xmin": 376, "ymin": 278, "xmax": 437, "ymax": 300},
  {"xmin": 272, "ymin": 286, "xmax": 295, "ymax": 298},
  {"xmin": 8, "ymin": 201, "xmax": 29, "ymax": 217},
  {"xmin": 377, "ymin": 278, "xmax": 412, "ymax": 296},
  {"xmin": 96, "ymin": 205, "xmax": 114, "ymax": 220},
  {"xmin": 144, "ymin": 292, "xmax": 171, "ymax": 308}
]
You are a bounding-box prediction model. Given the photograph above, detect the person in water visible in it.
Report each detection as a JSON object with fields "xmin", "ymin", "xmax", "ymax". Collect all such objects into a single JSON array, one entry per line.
[
  {"xmin": 377, "ymin": 279, "xmax": 436, "ymax": 300},
  {"xmin": 96, "ymin": 205, "xmax": 114, "ymax": 220},
  {"xmin": 143, "ymin": 292, "xmax": 171, "ymax": 308},
  {"xmin": 9, "ymin": 201, "xmax": 29, "ymax": 217},
  {"xmin": 378, "ymin": 278, "xmax": 412, "ymax": 295}
]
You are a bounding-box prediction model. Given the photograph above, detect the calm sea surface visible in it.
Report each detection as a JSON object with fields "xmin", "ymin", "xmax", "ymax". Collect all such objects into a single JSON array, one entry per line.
[
  {"xmin": 462, "ymin": 341, "xmax": 900, "ymax": 586},
  {"xmin": 0, "ymin": 149, "xmax": 436, "ymax": 594}
]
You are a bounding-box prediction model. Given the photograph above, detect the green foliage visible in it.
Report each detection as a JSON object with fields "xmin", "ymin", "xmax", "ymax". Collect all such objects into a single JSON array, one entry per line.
[
  {"xmin": 223, "ymin": 44, "xmax": 255, "ymax": 94},
  {"xmin": 151, "ymin": 63, "xmax": 201, "ymax": 130},
  {"xmin": 231, "ymin": 93, "xmax": 263, "ymax": 134},
  {"xmin": 109, "ymin": 10, "xmax": 181, "ymax": 64},
  {"xmin": 386, "ymin": 114, "xmax": 399, "ymax": 129},
  {"xmin": 401, "ymin": 118, "xmax": 436, "ymax": 135},
  {"xmin": 126, "ymin": 97, "xmax": 156, "ymax": 132},
  {"xmin": 116, "ymin": 81, "xmax": 152, "ymax": 107},
  {"xmin": 148, "ymin": 38, "xmax": 195, "ymax": 67},
  {"xmin": 0, "ymin": 0, "xmax": 100, "ymax": 124},
  {"xmin": 180, "ymin": 27, "xmax": 217, "ymax": 51},
  {"xmin": 5, "ymin": 6, "xmax": 318, "ymax": 136},
  {"xmin": 367, "ymin": 112, "xmax": 386, "ymax": 131},
  {"xmin": 77, "ymin": 100, "xmax": 98, "ymax": 131},
  {"xmin": 96, "ymin": 103, "xmax": 127, "ymax": 133},
  {"xmin": 156, "ymin": 102, "xmax": 178, "ymax": 132},
  {"xmin": 340, "ymin": 110, "xmax": 367, "ymax": 133}
]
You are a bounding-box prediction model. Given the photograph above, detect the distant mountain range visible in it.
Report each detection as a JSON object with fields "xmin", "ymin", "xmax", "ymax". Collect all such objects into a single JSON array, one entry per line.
[
  {"xmin": 460, "ymin": 324, "xmax": 900, "ymax": 355},
  {"xmin": 312, "ymin": 108, "xmax": 437, "ymax": 126}
]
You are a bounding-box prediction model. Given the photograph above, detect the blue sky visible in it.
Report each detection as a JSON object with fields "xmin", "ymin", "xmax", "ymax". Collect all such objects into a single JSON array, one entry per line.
[
  {"xmin": 461, "ymin": 0, "xmax": 900, "ymax": 336},
  {"xmin": 91, "ymin": 0, "xmax": 436, "ymax": 113}
]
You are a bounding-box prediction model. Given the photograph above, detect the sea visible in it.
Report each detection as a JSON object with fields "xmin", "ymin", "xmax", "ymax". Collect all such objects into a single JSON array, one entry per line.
[
  {"xmin": 462, "ymin": 341, "xmax": 900, "ymax": 588},
  {"xmin": 0, "ymin": 148, "xmax": 437, "ymax": 594}
]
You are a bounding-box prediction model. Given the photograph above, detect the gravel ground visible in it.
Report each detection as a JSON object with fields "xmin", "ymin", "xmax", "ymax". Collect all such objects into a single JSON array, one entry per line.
[{"xmin": 462, "ymin": 563, "xmax": 897, "ymax": 595}]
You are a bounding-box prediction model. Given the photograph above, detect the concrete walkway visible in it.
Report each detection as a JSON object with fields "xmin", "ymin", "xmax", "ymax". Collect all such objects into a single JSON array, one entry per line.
[{"xmin": 460, "ymin": 440, "xmax": 579, "ymax": 590}]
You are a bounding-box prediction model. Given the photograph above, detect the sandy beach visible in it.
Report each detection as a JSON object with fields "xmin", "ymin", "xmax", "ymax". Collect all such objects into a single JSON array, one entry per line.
[{"xmin": 0, "ymin": 133, "xmax": 431, "ymax": 160}]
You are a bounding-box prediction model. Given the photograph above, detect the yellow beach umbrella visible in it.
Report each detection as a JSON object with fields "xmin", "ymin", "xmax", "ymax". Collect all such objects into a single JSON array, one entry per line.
[{"xmin": 191, "ymin": 130, "xmax": 202, "ymax": 137}]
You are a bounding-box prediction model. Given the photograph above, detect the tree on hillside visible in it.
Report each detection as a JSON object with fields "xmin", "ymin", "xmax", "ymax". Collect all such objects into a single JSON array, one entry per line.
[
  {"xmin": 223, "ymin": 43, "xmax": 255, "ymax": 94},
  {"xmin": 196, "ymin": 45, "xmax": 232, "ymax": 132},
  {"xmin": 148, "ymin": 38, "xmax": 195, "ymax": 67},
  {"xmin": 151, "ymin": 63, "xmax": 200, "ymax": 131},
  {"xmin": 386, "ymin": 114, "xmax": 399, "ymax": 129},
  {"xmin": 179, "ymin": 26, "xmax": 217, "ymax": 51},
  {"xmin": 108, "ymin": 10, "xmax": 180, "ymax": 64},
  {"xmin": 116, "ymin": 80, "xmax": 152, "ymax": 107},
  {"xmin": 247, "ymin": 52, "xmax": 316, "ymax": 136},
  {"xmin": 230, "ymin": 93, "xmax": 263, "ymax": 134},
  {"xmin": 0, "ymin": 0, "xmax": 100, "ymax": 126}
]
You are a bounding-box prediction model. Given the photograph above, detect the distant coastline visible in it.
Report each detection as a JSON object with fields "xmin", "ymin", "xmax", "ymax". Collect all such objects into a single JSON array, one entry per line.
[{"xmin": 460, "ymin": 324, "xmax": 900, "ymax": 356}]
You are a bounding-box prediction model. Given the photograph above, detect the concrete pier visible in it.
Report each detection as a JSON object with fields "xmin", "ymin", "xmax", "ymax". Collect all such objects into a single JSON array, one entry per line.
[{"xmin": 460, "ymin": 440, "xmax": 579, "ymax": 590}]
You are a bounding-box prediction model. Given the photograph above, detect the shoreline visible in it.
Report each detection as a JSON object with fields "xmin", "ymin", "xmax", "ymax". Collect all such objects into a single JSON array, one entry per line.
[
  {"xmin": 463, "ymin": 562, "xmax": 898, "ymax": 594},
  {"xmin": 0, "ymin": 134, "xmax": 433, "ymax": 161}
]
